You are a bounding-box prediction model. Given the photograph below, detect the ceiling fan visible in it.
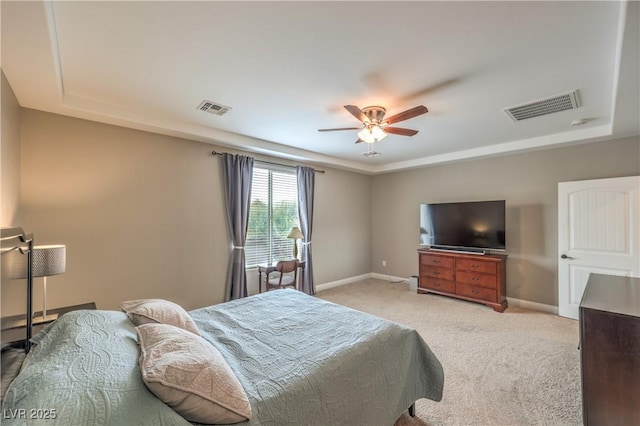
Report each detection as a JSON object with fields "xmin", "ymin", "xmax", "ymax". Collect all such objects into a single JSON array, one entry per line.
[{"xmin": 318, "ymin": 104, "xmax": 428, "ymax": 144}]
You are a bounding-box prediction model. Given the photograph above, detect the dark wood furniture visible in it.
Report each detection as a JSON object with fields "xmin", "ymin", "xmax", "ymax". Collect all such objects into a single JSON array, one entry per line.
[
  {"xmin": 417, "ymin": 249, "xmax": 508, "ymax": 312},
  {"xmin": 258, "ymin": 261, "xmax": 305, "ymax": 293},
  {"xmin": 579, "ymin": 273, "xmax": 640, "ymax": 426},
  {"xmin": 1, "ymin": 302, "xmax": 97, "ymax": 349}
]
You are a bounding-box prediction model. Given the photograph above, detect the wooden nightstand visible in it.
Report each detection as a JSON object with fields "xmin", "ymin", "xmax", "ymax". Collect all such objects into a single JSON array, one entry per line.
[{"xmin": 1, "ymin": 302, "xmax": 97, "ymax": 349}]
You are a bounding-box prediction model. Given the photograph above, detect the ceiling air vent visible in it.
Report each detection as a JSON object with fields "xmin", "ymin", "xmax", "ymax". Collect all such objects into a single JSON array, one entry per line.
[
  {"xmin": 504, "ymin": 90, "xmax": 580, "ymax": 121},
  {"xmin": 197, "ymin": 100, "xmax": 231, "ymax": 116}
]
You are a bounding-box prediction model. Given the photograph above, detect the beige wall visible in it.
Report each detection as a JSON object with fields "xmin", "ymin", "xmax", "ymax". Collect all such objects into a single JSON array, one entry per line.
[
  {"xmin": 1, "ymin": 71, "xmax": 21, "ymax": 227},
  {"xmin": 4, "ymin": 101, "xmax": 639, "ymax": 313},
  {"xmin": 9, "ymin": 109, "xmax": 371, "ymax": 315},
  {"xmin": 371, "ymin": 136, "xmax": 640, "ymax": 306},
  {"xmin": 313, "ymin": 167, "xmax": 371, "ymax": 283}
]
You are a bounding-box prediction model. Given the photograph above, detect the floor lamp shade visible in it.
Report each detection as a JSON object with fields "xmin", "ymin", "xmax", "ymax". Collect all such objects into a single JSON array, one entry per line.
[{"xmin": 6, "ymin": 245, "xmax": 66, "ymax": 324}]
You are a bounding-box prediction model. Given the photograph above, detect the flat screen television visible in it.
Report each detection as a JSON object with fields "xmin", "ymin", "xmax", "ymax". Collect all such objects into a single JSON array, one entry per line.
[{"xmin": 419, "ymin": 200, "xmax": 506, "ymax": 252}]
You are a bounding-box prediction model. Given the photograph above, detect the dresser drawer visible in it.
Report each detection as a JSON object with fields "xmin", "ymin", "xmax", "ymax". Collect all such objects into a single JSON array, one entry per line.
[
  {"xmin": 456, "ymin": 271, "xmax": 497, "ymax": 288},
  {"xmin": 456, "ymin": 259, "xmax": 496, "ymax": 274},
  {"xmin": 420, "ymin": 254, "xmax": 454, "ymax": 269},
  {"xmin": 421, "ymin": 267, "xmax": 454, "ymax": 281},
  {"xmin": 456, "ymin": 283, "xmax": 497, "ymax": 302},
  {"xmin": 420, "ymin": 277, "xmax": 456, "ymax": 293}
]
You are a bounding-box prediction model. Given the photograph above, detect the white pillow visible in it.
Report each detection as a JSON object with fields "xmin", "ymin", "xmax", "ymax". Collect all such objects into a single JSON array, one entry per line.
[
  {"xmin": 121, "ymin": 298, "xmax": 200, "ymax": 335},
  {"xmin": 136, "ymin": 323, "xmax": 252, "ymax": 424}
]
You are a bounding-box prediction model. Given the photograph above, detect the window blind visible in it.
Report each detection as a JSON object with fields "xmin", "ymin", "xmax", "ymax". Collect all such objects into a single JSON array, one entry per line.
[{"xmin": 246, "ymin": 164, "xmax": 299, "ymax": 267}]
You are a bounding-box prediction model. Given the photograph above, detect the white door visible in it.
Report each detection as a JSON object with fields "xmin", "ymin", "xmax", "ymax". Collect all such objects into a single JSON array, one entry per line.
[{"xmin": 558, "ymin": 176, "xmax": 640, "ymax": 319}]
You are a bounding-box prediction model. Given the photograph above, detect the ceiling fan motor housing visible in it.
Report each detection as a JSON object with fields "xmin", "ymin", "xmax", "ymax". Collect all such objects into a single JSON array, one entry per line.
[{"xmin": 362, "ymin": 106, "xmax": 386, "ymax": 124}]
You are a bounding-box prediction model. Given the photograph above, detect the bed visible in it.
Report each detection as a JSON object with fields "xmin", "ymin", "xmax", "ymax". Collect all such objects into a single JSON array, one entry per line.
[{"xmin": 1, "ymin": 230, "xmax": 444, "ymax": 425}]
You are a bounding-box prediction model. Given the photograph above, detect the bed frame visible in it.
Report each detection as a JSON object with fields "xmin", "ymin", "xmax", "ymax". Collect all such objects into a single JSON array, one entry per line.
[{"xmin": 1, "ymin": 228, "xmax": 35, "ymax": 352}]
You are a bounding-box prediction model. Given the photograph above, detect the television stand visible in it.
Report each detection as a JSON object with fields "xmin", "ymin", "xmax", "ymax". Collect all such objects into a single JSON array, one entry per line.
[{"xmin": 417, "ymin": 248, "xmax": 508, "ymax": 312}]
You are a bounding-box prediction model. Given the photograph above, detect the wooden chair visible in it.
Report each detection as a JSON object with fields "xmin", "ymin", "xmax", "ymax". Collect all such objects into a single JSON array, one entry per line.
[{"xmin": 266, "ymin": 260, "xmax": 299, "ymax": 291}]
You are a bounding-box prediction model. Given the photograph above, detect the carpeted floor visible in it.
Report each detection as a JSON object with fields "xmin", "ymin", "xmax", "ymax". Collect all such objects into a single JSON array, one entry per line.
[{"xmin": 317, "ymin": 278, "xmax": 582, "ymax": 426}]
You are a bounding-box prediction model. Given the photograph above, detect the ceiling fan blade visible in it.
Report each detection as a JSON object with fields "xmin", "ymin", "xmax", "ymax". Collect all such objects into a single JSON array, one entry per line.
[
  {"xmin": 318, "ymin": 127, "xmax": 362, "ymax": 132},
  {"xmin": 397, "ymin": 77, "xmax": 461, "ymax": 103},
  {"xmin": 384, "ymin": 127, "xmax": 419, "ymax": 136},
  {"xmin": 384, "ymin": 105, "xmax": 428, "ymax": 125},
  {"xmin": 344, "ymin": 105, "xmax": 368, "ymax": 123},
  {"xmin": 355, "ymin": 138, "xmax": 364, "ymax": 144}
]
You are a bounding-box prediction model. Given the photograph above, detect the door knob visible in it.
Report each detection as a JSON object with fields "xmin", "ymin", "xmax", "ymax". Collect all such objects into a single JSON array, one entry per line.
[{"xmin": 561, "ymin": 254, "xmax": 575, "ymax": 260}]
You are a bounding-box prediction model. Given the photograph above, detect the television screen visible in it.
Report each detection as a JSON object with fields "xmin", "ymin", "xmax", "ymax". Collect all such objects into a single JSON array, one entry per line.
[{"xmin": 420, "ymin": 200, "xmax": 506, "ymax": 251}]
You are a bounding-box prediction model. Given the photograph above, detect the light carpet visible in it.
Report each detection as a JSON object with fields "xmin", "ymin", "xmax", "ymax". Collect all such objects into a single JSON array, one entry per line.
[{"xmin": 317, "ymin": 278, "xmax": 581, "ymax": 426}]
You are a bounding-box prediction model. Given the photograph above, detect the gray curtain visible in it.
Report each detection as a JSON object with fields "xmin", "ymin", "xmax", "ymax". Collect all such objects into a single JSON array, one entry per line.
[
  {"xmin": 297, "ymin": 166, "xmax": 315, "ymax": 294},
  {"xmin": 220, "ymin": 153, "xmax": 254, "ymax": 301}
]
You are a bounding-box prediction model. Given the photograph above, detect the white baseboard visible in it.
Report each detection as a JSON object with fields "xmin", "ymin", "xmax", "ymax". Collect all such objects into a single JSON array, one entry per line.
[
  {"xmin": 316, "ymin": 272, "xmax": 559, "ymax": 315},
  {"xmin": 315, "ymin": 274, "xmax": 372, "ymax": 292},
  {"xmin": 507, "ymin": 297, "xmax": 558, "ymax": 314},
  {"xmin": 316, "ymin": 273, "xmax": 409, "ymax": 292},
  {"xmin": 369, "ymin": 272, "xmax": 410, "ymax": 283}
]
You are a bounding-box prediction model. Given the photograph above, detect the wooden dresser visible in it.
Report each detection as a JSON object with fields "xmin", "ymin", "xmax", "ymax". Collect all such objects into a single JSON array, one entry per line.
[
  {"xmin": 580, "ymin": 273, "xmax": 640, "ymax": 426},
  {"xmin": 417, "ymin": 249, "xmax": 507, "ymax": 312}
]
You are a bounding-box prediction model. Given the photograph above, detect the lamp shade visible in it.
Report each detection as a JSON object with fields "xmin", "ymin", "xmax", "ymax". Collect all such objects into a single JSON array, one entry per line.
[
  {"xmin": 287, "ymin": 227, "xmax": 304, "ymax": 240},
  {"xmin": 33, "ymin": 245, "xmax": 66, "ymax": 277},
  {"xmin": 370, "ymin": 125, "xmax": 387, "ymax": 141},
  {"xmin": 7, "ymin": 245, "xmax": 66, "ymax": 279},
  {"xmin": 358, "ymin": 125, "xmax": 388, "ymax": 144}
]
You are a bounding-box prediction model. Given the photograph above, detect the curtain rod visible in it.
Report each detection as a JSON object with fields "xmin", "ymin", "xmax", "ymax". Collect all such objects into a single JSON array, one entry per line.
[{"xmin": 210, "ymin": 151, "xmax": 325, "ymax": 174}]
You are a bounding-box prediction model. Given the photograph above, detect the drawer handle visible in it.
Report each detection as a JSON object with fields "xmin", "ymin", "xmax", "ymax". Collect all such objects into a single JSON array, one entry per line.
[
  {"xmin": 472, "ymin": 264, "xmax": 479, "ymax": 268},
  {"xmin": 434, "ymin": 282, "xmax": 440, "ymax": 287},
  {"xmin": 472, "ymin": 276, "xmax": 480, "ymax": 281},
  {"xmin": 433, "ymin": 271, "xmax": 440, "ymax": 276},
  {"xmin": 433, "ymin": 259, "xmax": 440, "ymax": 264},
  {"xmin": 472, "ymin": 289, "xmax": 480, "ymax": 294}
]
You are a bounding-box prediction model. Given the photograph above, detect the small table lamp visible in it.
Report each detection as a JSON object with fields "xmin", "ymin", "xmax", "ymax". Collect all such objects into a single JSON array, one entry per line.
[
  {"xmin": 7, "ymin": 244, "xmax": 66, "ymax": 324},
  {"xmin": 287, "ymin": 226, "xmax": 304, "ymax": 260},
  {"xmin": 32, "ymin": 245, "xmax": 66, "ymax": 323}
]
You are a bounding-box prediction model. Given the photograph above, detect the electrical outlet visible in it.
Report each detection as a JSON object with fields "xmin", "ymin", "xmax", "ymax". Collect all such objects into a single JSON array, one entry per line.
[{"xmin": 382, "ymin": 260, "xmax": 387, "ymax": 267}]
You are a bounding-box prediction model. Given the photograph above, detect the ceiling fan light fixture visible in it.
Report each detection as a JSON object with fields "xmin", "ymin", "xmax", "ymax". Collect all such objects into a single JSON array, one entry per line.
[
  {"xmin": 318, "ymin": 104, "xmax": 427, "ymax": 144},
  {"xmin": 371, "ymin": 125, "xmax": 387, "ymax": 140},
  {"xmin": 357, "ymin": 128, "xmax": 374, "ymax": 143},
  {"xmin": 357, "ymin": 125, "xmax": 387, "ymax": 143}
]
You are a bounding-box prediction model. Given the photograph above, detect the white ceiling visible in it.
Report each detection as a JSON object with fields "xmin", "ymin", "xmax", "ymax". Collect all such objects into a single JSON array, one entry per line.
[{"xmin": 2, "ymin": 1, "xmax": 639, "ymax": 174}]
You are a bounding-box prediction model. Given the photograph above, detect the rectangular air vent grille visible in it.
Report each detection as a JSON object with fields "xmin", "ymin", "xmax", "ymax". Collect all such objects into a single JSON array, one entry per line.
[
  {"xmin": 197, "ymin": 100, "xmax": 231, "ymax": 116},
  {"xmin": 504, "ymin": 90, "xmax": 580, "ymax": 121}
]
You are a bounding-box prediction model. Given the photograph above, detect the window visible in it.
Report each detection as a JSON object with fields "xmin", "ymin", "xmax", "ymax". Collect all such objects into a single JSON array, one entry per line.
[{"xmin": 246, "ymin": 164, "xmax": 299, "ymax": 267}]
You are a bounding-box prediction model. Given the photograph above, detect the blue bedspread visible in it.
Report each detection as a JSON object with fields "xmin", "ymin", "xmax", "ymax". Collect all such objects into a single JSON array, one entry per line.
[
  {"xmin": 2, "ymin": 310, "xmax": 190, "ymax": 425},
  {"xmin": 2, "ymin": 290, "xmax": 443, "ymax": 425},
  {"xmin": 190, "ymin": 290, "xmax": 444, "ymax": 426}
]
